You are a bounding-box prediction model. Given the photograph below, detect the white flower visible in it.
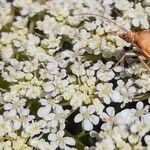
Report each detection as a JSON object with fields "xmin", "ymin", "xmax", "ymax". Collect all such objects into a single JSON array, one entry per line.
[
  {"xmin": 88, "ymin": 35, "xmax": 101, "ymax": 54},
  {"xmin": 3, "ymin": 97, "xmax": 26, "ymax": 118},
  {"xmin": 41, "ymin": 36, "xmax": 61, "ymax": 49},
  {"xmin": 30, "ymin": 138, "xmax": 52, "ymax": 150},
  {"xmin": 48, "ymin": 130, "xmax": 76, "ymax": 150},
  {"xmin": 66, "ymin": 16, "xmax": 82, "ymax": 26},
  {"xmin": 96, "ymin": 83, "xmax": 113, "ymax": 104},
  {"xmin": 0, "ymin": 0, "xmax": 12, "ymax": 29},
  {"xmin": 36, "ymin": 15, "xmax": 58, "ymax": 35},
  {"xmin": 115, "ymin": 0, "xmax": 133, "ymax": 11},
  {"xmin": 97, "ymin": 61, "xmax": 115, "ymax": 81},
  {"xmin": 116, "ymin": 109, "xmax": 134, "ymax": 125},
  {"xmin": 131, "ymin": 121, "xmax": 150, "ymax": 138},
  {"xmin": 144, "ymin": 135, "xmax": 150, "ymax": 148},
  {"xmin": 128, "ymin": 134, "xmax": 139, "ymax": 145},
  {"xmin": 0, "ymin": 141, "xmax": 12, "ymax": 150},
  {"xmin": 109, "ymin": 91, "xmax": 123, "ymax": 103},
  {"xmin": 116, "ymin": 1, "xmax": 149, "ymax": 29},
  {"xmin": 1, "ymin": 45, "xmax": 13, "ymax": 62},
  {"xmin": 25, "ymin": 122, "xmax": 42, "ymax": 137},
  {"xmin": 37, "ymin": 106, "xmax": 51, "ymax": 118},
  {"xmin": 38, "ymin": 105, "xmax": 69, "ymax": 130},
  {"xmin": 142, "ymin": 113, "xmax": 150, "ymax": 125},
  {"xmin": 0, "ymin": 115, "xmax": 12, "ymax": 137},
  {"xmin": 70, "ymin": 62, "xmax": 86, "ymax": 76},
  {"xmin": 43, "ymin": 82, "xmax": 55, "ymax": 92},
  {"xmin": 40, "ymin": 95, "xmax": 62, "ymax": 109},
  {"xmin": 113, "ymin": 79, "xmax": 137, "ymax": 104},
  {"xmin": 0, "ymin": 61, "xmax": 5, "ymax": 70},
  {"xmin": 135, "ymin": 73, "xmax": 150, "ymax": 93},
  {"xmin": 13, "ymin": 0, "xmax": 45, "ymax": 17},
  {"xmin": 11, "ymin": 109, "xmax": 35, "ymax": 130},
  {"xmin": 11, "ymin": 136, "xmax": 33, "ymax": 150},
  {"xmin": 132, "ymin": 101, "xmax": 149, "ymax": 119},
  {"xmin": 43, "ymin": 78, "xmax": 69, "ymax": 97},
  {"xmin": 93, "ymin": 98, "xmax": 105, "ymax": 116},
  {"xmin": 23, "ymin": 60, "xmax": 38, "ymax": 73},
  {"xmin": 95, "ymin": 137, "xmax": 115, "ymax": 150},
  {"xmin": 74, "ymin": 105, "xmax": 99, "ymax": 131},
  {"xmin": 84, "ymin": 21, "xmax": 97, "ymax": 31},
  {"xmin": 100, "ymin": 107, "xmax": 118, "ymax": 130},
  {"xmin": 0, "ymin": 0, "xmax": 150, "ymax": 149}
]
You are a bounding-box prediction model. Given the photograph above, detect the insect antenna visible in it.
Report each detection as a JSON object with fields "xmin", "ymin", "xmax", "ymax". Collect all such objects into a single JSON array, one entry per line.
[{"xmin": 78, "ymin": 13, "xmax": 129, "ymax": 32}]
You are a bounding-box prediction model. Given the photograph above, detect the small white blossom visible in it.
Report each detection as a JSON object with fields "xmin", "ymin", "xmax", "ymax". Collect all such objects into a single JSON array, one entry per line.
[
  {"xmin": 48, "ymin": 130, "xmax": 76, "ymax": 150},
  {"xmin": 0, "ymin": 115, "xmax": 12, "ymax": 137},
  {"xmin": 96, "ymin": 83, "xmax": 113, "ymax": 104},
  {"xmin": 70, "ymin": 62, "xmax": 86, "ymax": 76},
  {"xmin": 74, "ymin": 105, "xmax": 99, "ymax": 131},
  {"xmin": 97, "ymin": 61, "xmax": 115, "ymax": 81},
  {"xmin": 100, "ymin": 107, "xmax": 118, "ymax": 130}
]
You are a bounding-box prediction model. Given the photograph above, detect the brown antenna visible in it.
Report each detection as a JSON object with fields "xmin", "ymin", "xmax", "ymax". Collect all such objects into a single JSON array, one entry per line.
[{"xmin": 78, "ymin": 13, "xmax": 128, "ymax": 32}]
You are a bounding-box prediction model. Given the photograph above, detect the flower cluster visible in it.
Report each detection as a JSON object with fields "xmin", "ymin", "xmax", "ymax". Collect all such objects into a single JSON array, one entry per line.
[{"xmin": 0, "ymin": 0, "xmax": 150, "ymax": 149}]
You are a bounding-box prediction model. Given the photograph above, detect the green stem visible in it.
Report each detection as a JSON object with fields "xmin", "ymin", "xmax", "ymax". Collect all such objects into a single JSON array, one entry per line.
[
  {"xmin": 77, "ymin": 130, "xmax": 87, "ymax": 138},
  {"xmin": 65, "ymin": 129, "xmax": 85, "ymax": 150},
  {"xmin": 0, "ymin": 88, "xmax": 7, "ymax": 92},
  {"xmin": 29, "ymin": 20, "xmax": 35, "ymax": 33},
  {"xmin": 67, "ymin": 108, "xmax": 77, "ymax": 119},
  {"xmin": 134, "ymin": 93, "xmax": 150, "ymax": 101},
  {"xmin": 27, "ymin": 100, "xmax": 33, "ymax": 109},
  {"xmin": 11, "ymin": 5, "xmax": 15, "ymax": 22},
  {"xmin": 60, "ymin": 101, "xmax": 70, "ymax": 106}
]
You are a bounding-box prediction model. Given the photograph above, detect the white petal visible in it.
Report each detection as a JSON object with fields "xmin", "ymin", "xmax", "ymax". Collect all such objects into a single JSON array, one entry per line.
[
  {"xmin": 57, "ymin": 130, "xmax": 64, "ymax": 137},
  {"xmin": 96, "ymin": 83, "xmax": 102, "ymax": 90},
  {"xmin": 44, "ymin": 82, "xmax": 55, "ymax": 92},
  {"xmin": 132, "ymin": 18, "xmax": 140, "ymax": 27},
  {"xmin": 100, "ymin": 112, "xmax": 109, "ymax": 120},
  {"xmin": 89, "ymin": 115, "xmax": 99, "ymax": 125},
  {"xmin": 136, "ymin": 102, "xmax": 143, "ymax": 110},
  {"xmin": 0, "ymin": 116, "xmax": 4, "ymax": 122},
  {"xmin": 39, "ymin": 99, "xmax": 48, "ymax": 105},
  {"xmin": 143, "ymin": 114, "xmax": 150, "ymax": 125},
  {"xmin": 113, "ymin": 66, "xmax": 124, "ymax": 72},
  {"xmin": 110, "ymin": 91, "xmax": 123, "ymax": 103},
  {"xmin": 38, "ymin": 120, "xmax": 47, "ymax": 128},
  {"xmin": 50, "ymin": 141, "xmax": 59, "ymax": 149},
  {"xmin": 64, "ymin": 137, "xmax": 75, "ymax": 145},
  {"xmin": 101, "ymin": 123, "xmax": 111, "ymax": 130},
  {"xmin": 145, "ymin": 135, "xmax": 150, "ymax": 144},
  {"xmin": 14, "ymin": 120, "xmax": 21, "ymax": 130},
  {"xmin": 9, "ymin": 109, "xmax": 17, "ymax": 117},
  {"xmin": 82, "ymin": 119, "xmax": 93, "ymax": 131},
  {"xmin": 106, "ymin": 61, "xmax": 114, "ymax": 68},
  {"xmin": 97, "ymin": 71, "xmax": 115, "ymax": 81},
  {"xmin": 80, "ymin": 106, "xmax": 87, "ymax": 114},
  {"xmin": 88, "ymin": 105, "xmax": 95, "ymax": 114},
  {"xmin": 117, "ymin": 80, "xmax": 124, "ymax": 86},
  {"xmin": 116, "ymin": 109, "xmax": 132, "ymax": 125},
  {"xmin": 44, "ymin": 113, "xmax": 55, "ymax": 121},
  {"xmin": 37, "ymin": 107, "xmax": 50, "ymax": 118},
  {"xmin": 21, "ymin": 109, "xmax": 29, "ymax": 116},
  {"xmin": 74, "ymin": 114, "xmax": 83, "ymax": 123},
  {"xmin": 103, "ymin": 96, "xmax": 111, "ymax": 104},
  {"xmin": 48, "ymin": 134, "xmax": 57, "ymax": 141},
  {"xmin": 59, "ymin": 142, "xmax": 66, "ymax": 149},
  {"xmin": 50, "ymin": 120, "xmax": 58, "ymax": 128},
  {"xmin": 128, "ymin": 86, "xmax": 136, "ymax": 93},
  {"xmin": 106, "ymin": 107, "xmax": 115, "ymax": 116},
  {"xmin": 4, "ymin": 103, "xmax": 12, "ymax": 110}
]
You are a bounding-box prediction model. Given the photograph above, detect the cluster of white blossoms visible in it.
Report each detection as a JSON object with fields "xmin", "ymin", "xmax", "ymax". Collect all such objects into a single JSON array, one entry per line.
[{"xmin": 0, "ymin": 0, "xmax": 150, "ymax": 149}]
